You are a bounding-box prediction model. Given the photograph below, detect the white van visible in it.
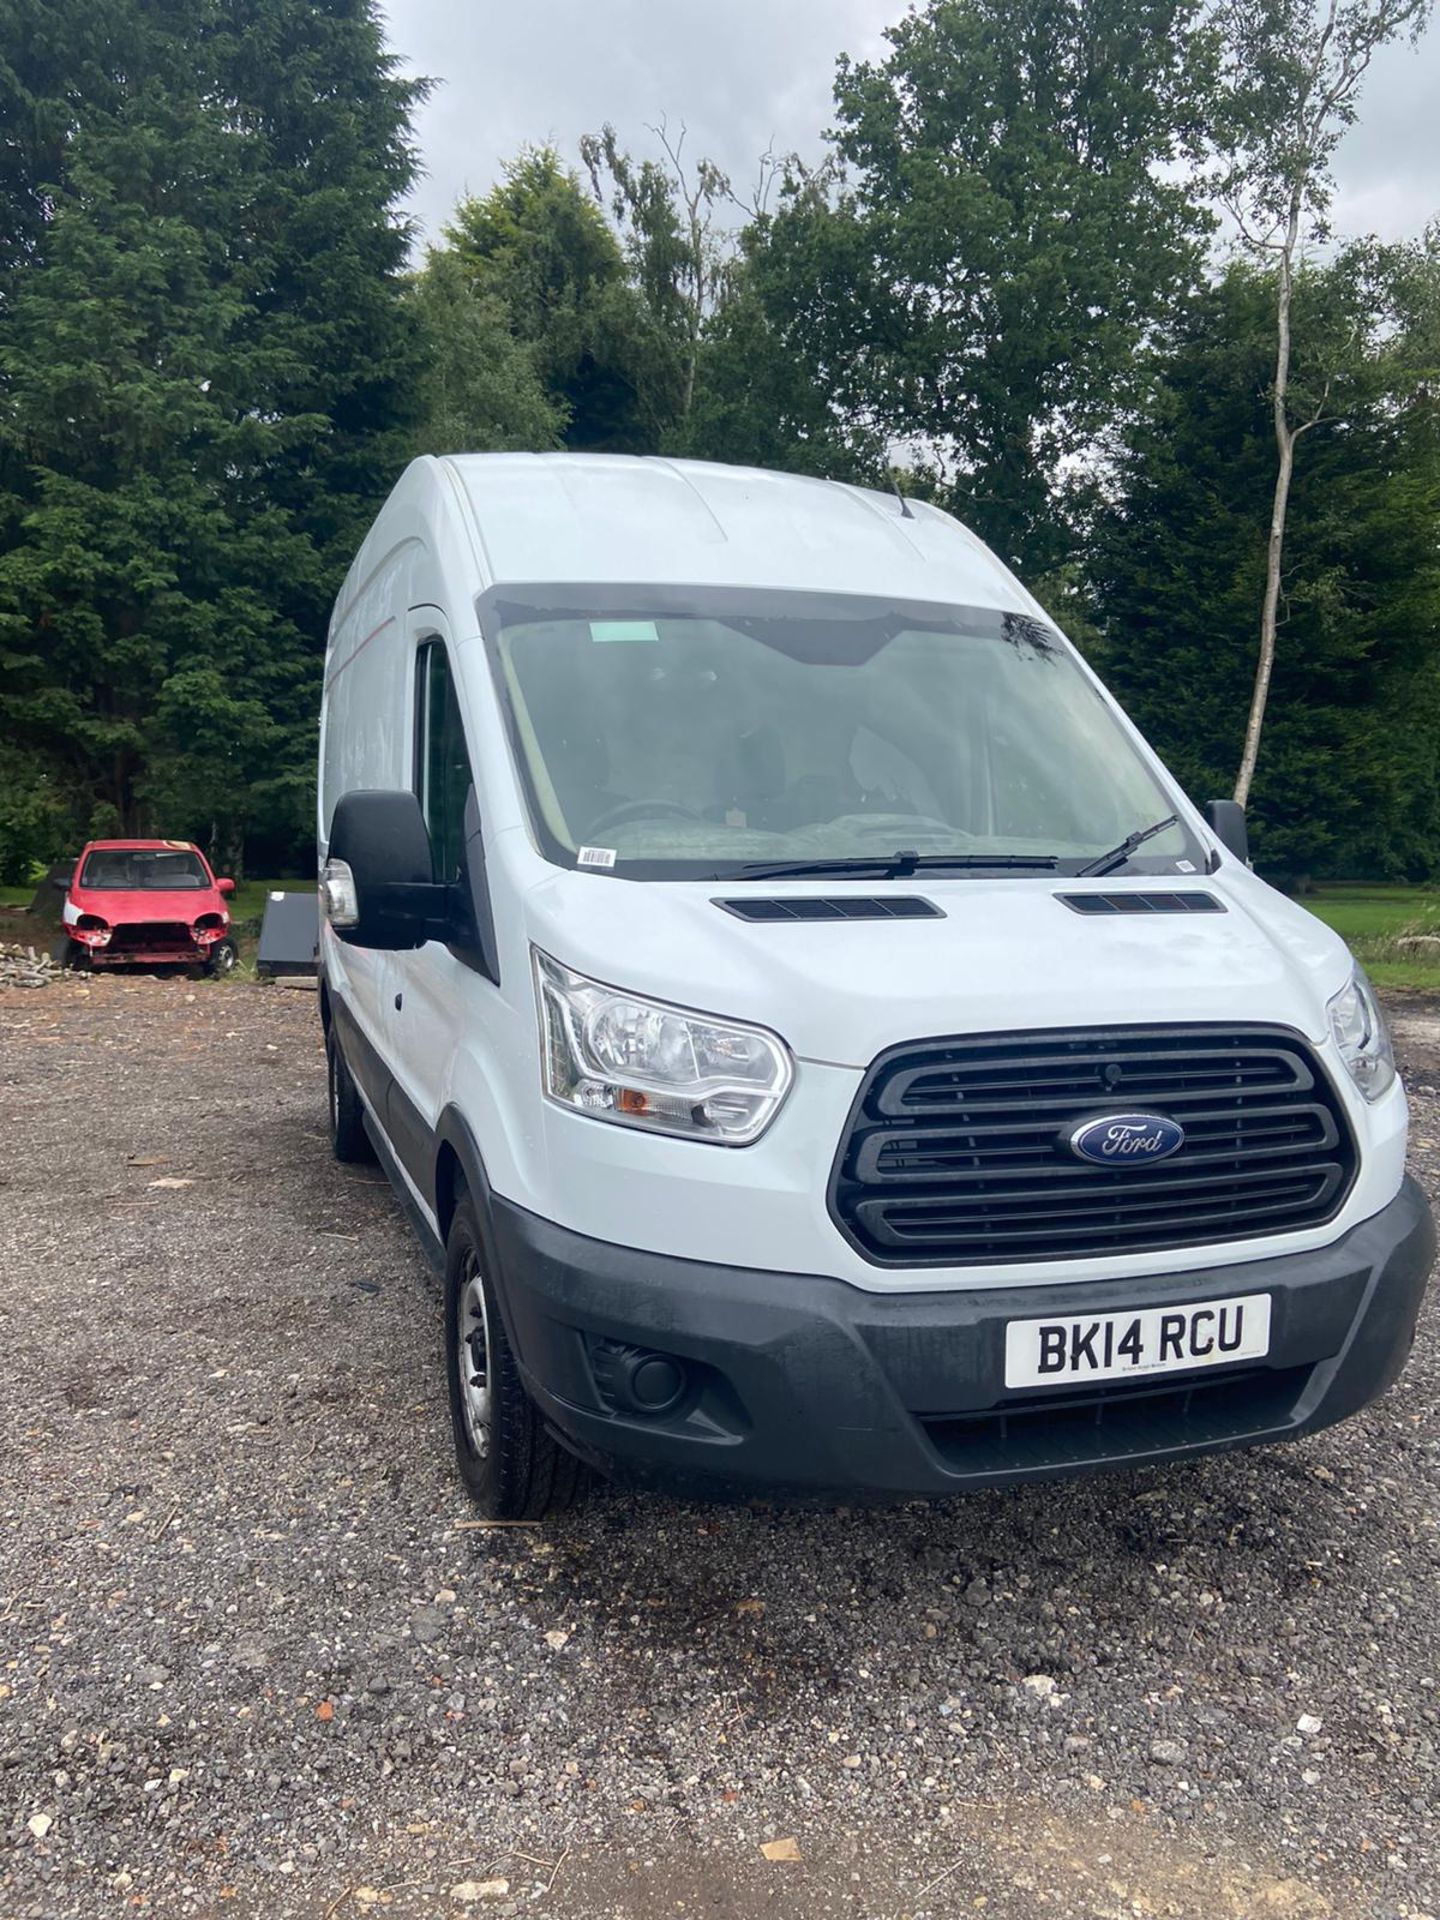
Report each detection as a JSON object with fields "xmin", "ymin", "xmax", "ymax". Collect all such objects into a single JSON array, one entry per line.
[{"xmin": 317, "ymin": 453, "xmax": 1433, "ymax": 1518}]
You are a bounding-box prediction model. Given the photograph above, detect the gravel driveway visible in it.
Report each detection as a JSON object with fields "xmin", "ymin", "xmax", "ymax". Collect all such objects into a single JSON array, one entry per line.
[{"xmin": 1, "ymin": 974, "xmax": 1437, "ymax": 1920}]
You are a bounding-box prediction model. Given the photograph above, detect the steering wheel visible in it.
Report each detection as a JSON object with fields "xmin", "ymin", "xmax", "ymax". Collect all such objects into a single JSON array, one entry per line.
[{"xmin": 585, "ymin": 797, "xmax": 708, "ymax": 836}]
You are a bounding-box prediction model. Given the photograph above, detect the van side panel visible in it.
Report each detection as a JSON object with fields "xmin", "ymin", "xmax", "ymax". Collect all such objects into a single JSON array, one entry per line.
[{"xmin": 319, "ymin": 538, "xmax": 421, "ymax": 856}]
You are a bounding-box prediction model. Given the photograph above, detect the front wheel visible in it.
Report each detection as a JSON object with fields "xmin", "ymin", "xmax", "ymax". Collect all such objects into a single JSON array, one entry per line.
[
  {"xmin": 206, "ymin": 938, "xmax": 238, "ymax": 976},
  {"xmin": 444, "ymin": 1191, "xmax": 584, "ymax": 1519}
]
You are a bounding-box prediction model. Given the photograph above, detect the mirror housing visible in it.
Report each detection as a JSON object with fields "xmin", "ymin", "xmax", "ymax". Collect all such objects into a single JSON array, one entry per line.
[
  {"xmin": 324, "ymin": 790, "xmax": 454, "ymax": 950},
  {"xmin": 216, "ymin": 876, "xmax": 236, "ymax": 898},
  {"xmin": 1205, "ymin": 799, "xmax": 1249, "ymax": 866}
]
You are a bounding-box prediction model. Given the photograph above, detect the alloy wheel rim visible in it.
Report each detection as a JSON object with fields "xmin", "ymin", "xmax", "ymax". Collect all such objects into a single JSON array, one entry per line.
[{"xmin": 457, "ymin": 1251, "xmax": 492, "ymax": 1459}]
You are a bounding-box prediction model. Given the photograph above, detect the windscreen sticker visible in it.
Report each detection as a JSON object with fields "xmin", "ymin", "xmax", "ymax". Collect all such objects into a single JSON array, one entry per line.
[
  {"xmin": 590, "ymin": 620, "xmax": 660, "ymax": 644},
  {"xmin": 1175, "ymin": 859, "xmax": 1197, "ymax": 873},
  {"xmin": 577, "ymin": 846, "xmax": 618, "ymax": 869}
]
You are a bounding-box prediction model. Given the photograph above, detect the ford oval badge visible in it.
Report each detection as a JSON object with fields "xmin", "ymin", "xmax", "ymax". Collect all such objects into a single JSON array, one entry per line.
[{"xmin": 1069, "ymin": 1111, "xmax": 1185, "ymax": 1165}]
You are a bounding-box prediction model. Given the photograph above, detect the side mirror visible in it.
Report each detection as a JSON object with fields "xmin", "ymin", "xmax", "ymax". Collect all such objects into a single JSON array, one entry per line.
[
  {"xmin": 323, "ymin": 790, "xmax": 454, "ymax": 950},
  {"xmin": 1205, "ymin": 798, "xmax": 1249, "ymax": 865},
  {"xmin": 51, "ymin": 873, "xmax": 70, "ymax": 892},
  {"xmin": 217, "ymin": 877, "xmax": 236, "ymax": 898}
]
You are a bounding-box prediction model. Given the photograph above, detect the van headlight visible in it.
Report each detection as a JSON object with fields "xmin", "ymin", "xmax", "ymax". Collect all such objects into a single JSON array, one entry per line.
[
  {"xmin": 1327, "ymin": 968, "xmax": 1396, "ymax": 1102},
  {"xmin": 534, "ymin": 950, "xmax": 793, "ymax": 1145}
]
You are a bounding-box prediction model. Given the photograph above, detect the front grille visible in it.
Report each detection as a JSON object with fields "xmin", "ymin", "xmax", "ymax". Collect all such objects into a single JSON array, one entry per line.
[
  {"xmin": 108, "ymin": 922, "xmax": 194, "ymax": 950},
  {"xmin": 829, "ymin": 1025, "xmax": 1357, "ymax": 1266}
]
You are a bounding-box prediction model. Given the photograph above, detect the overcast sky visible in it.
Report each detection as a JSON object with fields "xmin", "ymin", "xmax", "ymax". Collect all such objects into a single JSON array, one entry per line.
[{"xmin": 380, "ymin": 0, "xmax": 1439, "ymax": 253}]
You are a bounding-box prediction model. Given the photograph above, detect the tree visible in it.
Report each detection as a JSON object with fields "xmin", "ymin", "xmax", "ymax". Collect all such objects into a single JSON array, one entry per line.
[
  {"xmin": 681, "ymin": 254, "xmax": 889, "ymax": 481},
  {"xmin": 751, "ymin": 0, "xmax": 1219, "ymax": 580},
  {"xmin": 408, "ymin": 250, "xmax": 564, "ymax": 455},
  {"xmin": 440, "ymin": 149, "xmax": 661, "ymax": 452},
  {"xmin": 1215, "ymin": 0, "xmax": 1435, "ymax": 806},
  {"xmin": 1089, "ymin": 249, "xmax": 1440, "ymax": 879},
  {"xmin": 0, "ymin": 0, "xmax": 425, "ymax": 874},
  {"xmin": 581, "ymin": 120, "xmax": 735, "ymax": 432}
]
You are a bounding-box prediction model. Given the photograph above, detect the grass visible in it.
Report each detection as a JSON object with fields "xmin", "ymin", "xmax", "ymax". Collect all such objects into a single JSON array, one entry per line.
[
  {"xmin": 1301, "ymin": 885, "xmax": 1440, "ymax": 994},
  {"xmin": 228, "ymin": 876, "xmax": 309, "ymax": 928}
]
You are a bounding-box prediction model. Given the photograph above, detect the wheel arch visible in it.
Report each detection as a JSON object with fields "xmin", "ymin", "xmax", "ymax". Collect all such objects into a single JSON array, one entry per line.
[{"xmin": 434, "ymin": 1105, "xmax": 493, "ymax": 1244}]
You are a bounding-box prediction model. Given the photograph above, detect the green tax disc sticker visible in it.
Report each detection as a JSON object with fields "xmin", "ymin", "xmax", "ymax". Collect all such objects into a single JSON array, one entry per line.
[{"xmin": 589, "ymin": 620, "xmax": 660, "ymax": 644}]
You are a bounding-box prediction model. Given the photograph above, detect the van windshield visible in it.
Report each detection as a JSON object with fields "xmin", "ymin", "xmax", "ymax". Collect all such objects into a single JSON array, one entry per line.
[{"xmin": 484, "ymin": 586, "xmax": 1201, "ymax": 879}]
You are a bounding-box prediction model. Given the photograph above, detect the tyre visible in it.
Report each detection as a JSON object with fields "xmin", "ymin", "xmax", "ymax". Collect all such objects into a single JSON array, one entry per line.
[
  {"xmin": 207, "ymin": 938, "xmax": 238, "ymax": 976},
  {"xmin": 444, "ymin": 1189, "xmax": 584, "ymax": 1519},
  {"xmin": 326, "ymin": 1029, "xmax": 372, "ymax": 1164},
  {"xmin": 50, "ymin": 937, "xmax": 87, "ymax": 971}
]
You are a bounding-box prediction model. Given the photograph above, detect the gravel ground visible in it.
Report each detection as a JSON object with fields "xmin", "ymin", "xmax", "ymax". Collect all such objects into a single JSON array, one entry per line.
[{"xmin": 1, "ymin": 972, "xmax": 1438, "ymax": 1920}]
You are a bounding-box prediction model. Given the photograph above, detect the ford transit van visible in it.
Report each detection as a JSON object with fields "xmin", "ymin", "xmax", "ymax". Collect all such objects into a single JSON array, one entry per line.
[{"xmin": 317, "ymin": 453, "xmax": 1433, "ymax": 1518}]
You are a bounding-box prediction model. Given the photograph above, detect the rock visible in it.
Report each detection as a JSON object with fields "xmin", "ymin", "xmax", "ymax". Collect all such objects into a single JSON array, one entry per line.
[
  {"xmin": 450, "ymin": 1877, "xmax": 509, "ymax": 1901},
  {"xmin": 27, "ymin": 1813, "xmax": 53, "ymax": 1840},
  {"xmin": 1149, "ymin": 1739, "xmax": 1187, "ymax": 1766},
  {"xmin": 411, "ymin": 1608, "xmax": 447, "ymax": 1646}
]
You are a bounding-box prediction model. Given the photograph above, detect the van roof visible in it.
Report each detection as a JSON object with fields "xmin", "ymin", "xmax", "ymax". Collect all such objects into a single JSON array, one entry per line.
[{"xmin": 438, "ymin": 453, "xmax": 1031, "ymax": 613}]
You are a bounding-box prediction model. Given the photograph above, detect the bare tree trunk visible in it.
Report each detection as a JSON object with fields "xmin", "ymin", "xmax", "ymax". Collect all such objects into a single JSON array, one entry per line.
[{"xmin": 1234, "ymin": 193, "xmax": 1302, "ymax": 809}]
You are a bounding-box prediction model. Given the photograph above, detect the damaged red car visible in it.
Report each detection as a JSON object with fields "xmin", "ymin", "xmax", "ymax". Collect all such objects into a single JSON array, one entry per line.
[{"xmin": 59, "ymin": 839, "xmax": 237, "ymax": 973}]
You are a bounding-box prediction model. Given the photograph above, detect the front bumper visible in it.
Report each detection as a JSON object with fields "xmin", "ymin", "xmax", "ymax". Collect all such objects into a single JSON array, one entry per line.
[{"xmin": 491, "ymin": 1177, "xmax": 1434, "ymax": 1497}]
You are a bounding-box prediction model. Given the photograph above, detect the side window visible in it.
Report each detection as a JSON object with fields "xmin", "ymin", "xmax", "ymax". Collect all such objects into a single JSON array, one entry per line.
[{"xmin": 415, "ymin": 641, "xmax": 475, "ymax": 883}]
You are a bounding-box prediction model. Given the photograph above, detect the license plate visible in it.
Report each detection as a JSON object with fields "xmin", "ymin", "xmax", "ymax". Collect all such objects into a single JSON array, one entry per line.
[{"xmin": 1004, "ymin": 1293, "xmax": 1271, "ymax": 1390}]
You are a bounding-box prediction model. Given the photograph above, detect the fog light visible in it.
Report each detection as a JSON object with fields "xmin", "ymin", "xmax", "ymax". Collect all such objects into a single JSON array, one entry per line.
[{"xmin": 591, "ymin": 1342, "xmax": 689, "ymax": 1417}]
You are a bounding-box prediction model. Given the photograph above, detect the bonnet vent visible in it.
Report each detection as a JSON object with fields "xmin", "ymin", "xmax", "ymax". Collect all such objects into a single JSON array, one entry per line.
[
  {"xmin": 715, "ymin": 896, "xmax": 943, "ymax": 923},
  {"xmin": 1057, "ymin": 891, "xmax": 1225, "ymax": 916}
]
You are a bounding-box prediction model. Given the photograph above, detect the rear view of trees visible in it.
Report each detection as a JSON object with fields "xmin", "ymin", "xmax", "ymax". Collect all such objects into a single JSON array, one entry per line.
[
  {"xmin": 750, "ymin": 0, "xmax": 1222, "ymax": 583},
  {"xmin": 0, "ymin": 0, "xmax": 424, "ymax": 878},
  {"xmin": 1090, "ymin": 246, "xmax": 1440, "ymax": 878},
  {"xmin": 2, "ymin": 0, "xmax": 1436, "ymax": 883},
  {"xmin": 1214, "ymin": 0, "xmax": 1435, "ymax": 809}
]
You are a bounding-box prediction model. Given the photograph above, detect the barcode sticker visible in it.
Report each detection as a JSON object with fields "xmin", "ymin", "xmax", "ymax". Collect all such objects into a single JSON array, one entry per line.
[{"xmin": 577, "ymin": 846, "xmax": 617, "ymax": 869}]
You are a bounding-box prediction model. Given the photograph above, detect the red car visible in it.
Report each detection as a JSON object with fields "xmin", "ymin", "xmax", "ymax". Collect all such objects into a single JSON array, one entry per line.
[{"xmin": 59, "ymin": 839, "xmax": 237, "ymax": 973}]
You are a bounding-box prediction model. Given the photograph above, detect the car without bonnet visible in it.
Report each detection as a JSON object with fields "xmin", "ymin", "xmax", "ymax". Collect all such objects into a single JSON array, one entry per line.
[
  {"xmin": 316, "ymin": 452, "xmax": 1435, "ymax": 1519},
  {"xmin": 59, "ymin": 839, "xmax": 236, "ymax": 972}
]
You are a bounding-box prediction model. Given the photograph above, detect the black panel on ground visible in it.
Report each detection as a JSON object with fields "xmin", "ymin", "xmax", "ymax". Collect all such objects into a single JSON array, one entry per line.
[{"xmin": 257, "ymin": 890, "xmax": 319, "ymax": 975}]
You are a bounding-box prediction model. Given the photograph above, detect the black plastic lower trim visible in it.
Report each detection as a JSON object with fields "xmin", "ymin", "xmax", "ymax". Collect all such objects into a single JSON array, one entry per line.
[{"xmin": 487, "ymin": 1178, "xmax": 1433, "ymax": 1498}]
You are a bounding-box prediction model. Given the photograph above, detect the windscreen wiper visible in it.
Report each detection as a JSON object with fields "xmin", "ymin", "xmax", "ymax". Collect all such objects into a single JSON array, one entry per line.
[
  {"xmin": 1076, "ymin": 814, "xmax": 1180, "ymax": 879},
  {"xmin": 730, "ymin": 851, "xmax": 1060, "ymax": 881}
]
